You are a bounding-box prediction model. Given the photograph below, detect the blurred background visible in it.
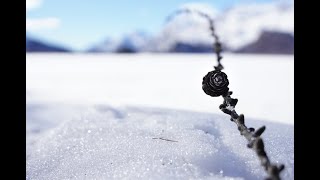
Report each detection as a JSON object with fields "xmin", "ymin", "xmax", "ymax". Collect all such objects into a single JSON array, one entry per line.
[
  {"xmin": 26, "ymin": 0, "xmax": 294, "ymax": 124},
  {"xmin": 26, "ymin": 0, "xmax": 294, "ymax": 54}
]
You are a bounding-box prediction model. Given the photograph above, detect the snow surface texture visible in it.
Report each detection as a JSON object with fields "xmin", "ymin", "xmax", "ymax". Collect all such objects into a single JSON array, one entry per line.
[
  {"xmin": 26, "ymin": 53, "xmax": 293, "ymax": 124},
  {"xmin": 27, "ymin": 105, "xmax": 293, "ymax": 180}
]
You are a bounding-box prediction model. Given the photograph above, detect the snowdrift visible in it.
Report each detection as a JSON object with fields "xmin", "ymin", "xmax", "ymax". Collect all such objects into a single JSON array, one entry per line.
[{"xmin": 27, "ymin": 104, "xmax": 293, "ymax": 180}]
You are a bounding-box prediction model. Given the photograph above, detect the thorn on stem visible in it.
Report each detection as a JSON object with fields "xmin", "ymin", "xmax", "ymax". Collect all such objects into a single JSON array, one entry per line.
[
  {"xmin": 219, "ymin": 104, "xmax": 226, "ymax": 109},
  {"xmin": 254, "ymin": 126, "xmax": 266, "ymax": 137},
  {"xmin": 229, "ymin": 98, "xmax": 238, "ymax": 106},
  {"xmin": 279, "ymin": 164, "xmax": 285, "ymax": 172}
]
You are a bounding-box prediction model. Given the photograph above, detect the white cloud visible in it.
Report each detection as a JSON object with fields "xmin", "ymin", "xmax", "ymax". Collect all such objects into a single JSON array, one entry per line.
[
  {"xmin": 26, "ymin": 0, "xmax": 61, "ymax": 31},
  {"xmin": 26, "ymin": 17, "xmax": 60, "ymax": 31},
  {"xmin": 26, "ymin": 0, "xmax": 42, "ymax": 11}
]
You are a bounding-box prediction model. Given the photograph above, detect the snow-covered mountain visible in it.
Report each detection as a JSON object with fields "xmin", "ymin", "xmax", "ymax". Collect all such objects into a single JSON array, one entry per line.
[
  {"xmin": 216, "ymin": 2, "xmax": 294, "ymax": 51},
  {"xmin": 87, "ymin": 38, "xmax": 120, "ymax": 53},
  {"xmin": 151, "ymin": 2, "xmax": 293, "ymax": 53},
  {"xmin": 88, "ymin": 31, "xmax": 151, "ymax": 53},
  {"xmin": 26, "ymin": 36, "xmax": 71, "ymax": 52},
  {"xmin": 236, "ymin": 31, "xmax": 294, "ymax": 54},
  {"xmin": 89, "ymin": 2, "xmax": 293, "ymax": 54}
]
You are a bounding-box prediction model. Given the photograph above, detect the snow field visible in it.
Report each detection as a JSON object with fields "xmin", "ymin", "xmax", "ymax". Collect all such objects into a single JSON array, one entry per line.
[
  {"xmin": 26, "ymin": 105, "xmax": 293, "ymax": 180},
  {"xmin": 26, "ymin": 53, "xmax": 294, "ymax": 124},
  {"xmin": 26, "ymin": 53, "xmax": 293, "ymax": 179}
]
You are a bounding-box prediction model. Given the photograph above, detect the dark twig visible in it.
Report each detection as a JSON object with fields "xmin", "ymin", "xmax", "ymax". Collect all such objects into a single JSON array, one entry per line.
[
  {"xmin": 166, "ymin": 9, "xmax": 224, "ymax": 70},
  {"xmin": 220, "ymin": 93, "xmax": 285, "ymax": 180},
  {"xmin": 152, "ymin": 137, "xmax": 178, "ymax": 142},
  {"xmin": 167, "ymin": 9, "xmax": 285, "ymax": 180}
]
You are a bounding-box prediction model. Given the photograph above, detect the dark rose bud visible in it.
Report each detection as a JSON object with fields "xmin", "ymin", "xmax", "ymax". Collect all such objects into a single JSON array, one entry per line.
[{"xmin": 202, "ymin": 70, "xmax": 229, "ymax": 97}]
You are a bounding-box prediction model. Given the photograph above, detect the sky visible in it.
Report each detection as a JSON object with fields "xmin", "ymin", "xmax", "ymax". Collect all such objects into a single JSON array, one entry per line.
[{"xmin": 26, "ymin": 0, "xmax": 291, "ymax": 51}]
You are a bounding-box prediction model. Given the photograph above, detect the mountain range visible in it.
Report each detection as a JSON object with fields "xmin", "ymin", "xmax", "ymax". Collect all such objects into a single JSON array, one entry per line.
[
  {"xmin": 26, "ymin": 2, "xmax": 294, "ymax": 54},
  {"xmin": 26, "ymin": 36, "xmax": 71, "ymax": 52}
]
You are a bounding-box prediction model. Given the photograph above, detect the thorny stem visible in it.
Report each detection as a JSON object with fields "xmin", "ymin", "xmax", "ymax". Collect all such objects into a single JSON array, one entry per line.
[
  {"xmin": 168, "ymin": 9, "xmax": 285, "ymax": 180},
  {"xmin": 220, "ymin": 92, "xmax": 285, "ymax": 180}
]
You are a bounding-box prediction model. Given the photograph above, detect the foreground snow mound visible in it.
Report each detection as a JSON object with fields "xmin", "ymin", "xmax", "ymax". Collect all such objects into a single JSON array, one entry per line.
[{"xmin": 26, "ymin": 105, "xmax": 293, "ymax": 180}]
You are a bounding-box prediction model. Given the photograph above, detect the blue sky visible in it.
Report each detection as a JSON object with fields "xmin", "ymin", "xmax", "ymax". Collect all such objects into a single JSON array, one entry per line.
[{"xmin": 26, "ymin": 0, "xmax": 286, "ymax": 51}]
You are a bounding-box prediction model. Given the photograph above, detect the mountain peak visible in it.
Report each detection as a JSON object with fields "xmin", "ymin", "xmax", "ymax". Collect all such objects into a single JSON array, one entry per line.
[{"xmin": 26, "ymin": 36, "xmax": 71, "ymax": 52}]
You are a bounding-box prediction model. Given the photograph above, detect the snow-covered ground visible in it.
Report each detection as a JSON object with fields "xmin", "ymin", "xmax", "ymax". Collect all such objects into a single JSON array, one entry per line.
[
  {"xmin": 26, "ymin": 53, "xmax": 294, "ymax": 179},
  {"xmin": 26, "ymin": 53, "xmax": 293, "ymax": 124}
]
